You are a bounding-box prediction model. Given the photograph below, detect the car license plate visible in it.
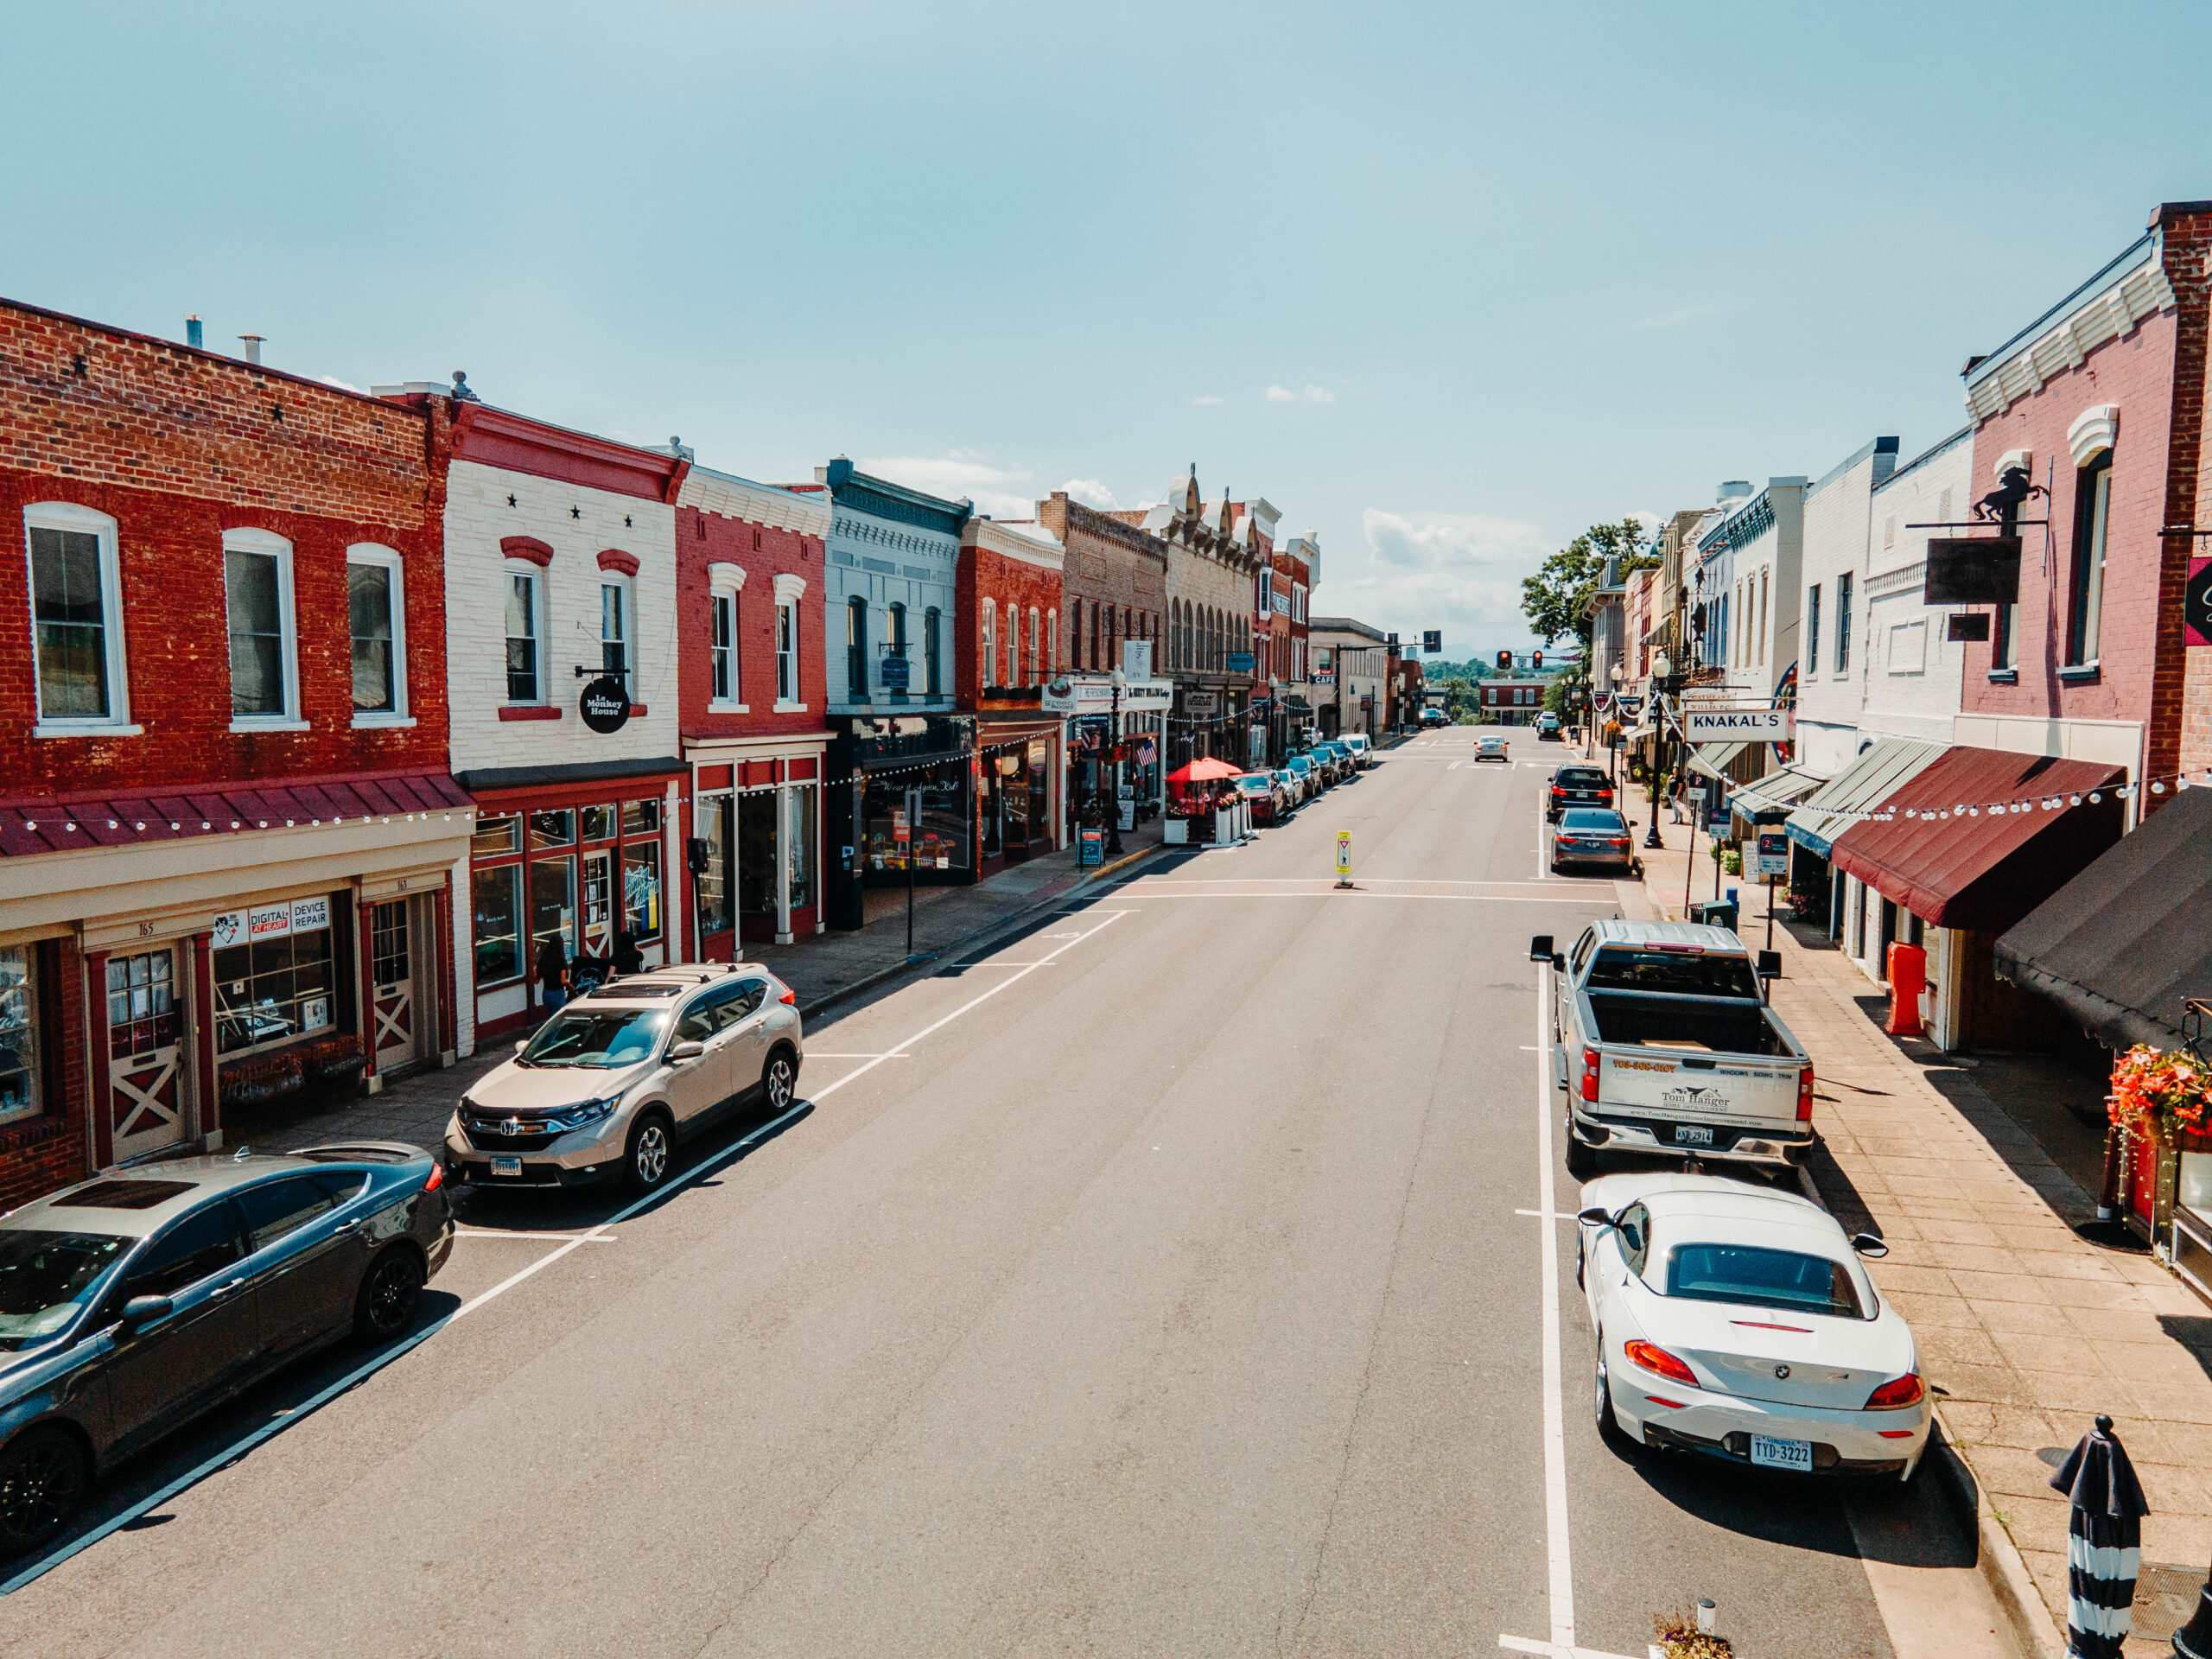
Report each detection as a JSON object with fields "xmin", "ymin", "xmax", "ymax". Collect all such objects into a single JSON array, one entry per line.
[
  {"xmin": 1674, "ymin": 1124, "xmax": 1713, "ymax": 1147},
  {"xmin": 1750, "ymin": 1434, "xmax": 1814, "ymax": 1472},
  {"xmin": 489, "ymin": 1155, "xmax": 522, "ymax": 1177}
]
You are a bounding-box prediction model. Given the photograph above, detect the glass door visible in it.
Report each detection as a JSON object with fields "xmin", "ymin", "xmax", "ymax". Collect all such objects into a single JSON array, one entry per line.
[
  {"xmin": 581, "ymin": 851, "xmax": 614, "ymax": 963},
  {"xmin": 108, "ymin": 947, "xmax": 187, "ymax": 1162},
  {"xmin": 370, "ymin": 899, "xmax": 416, "ymax": 1070}
]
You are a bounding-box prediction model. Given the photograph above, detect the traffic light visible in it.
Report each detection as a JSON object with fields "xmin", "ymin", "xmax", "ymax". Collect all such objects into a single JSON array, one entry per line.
[
  {"xmin": 1532, "ymin": 649, "xmax": 1543, "ymax": 671},
  {"xmin": 1423, "ymin": 630, "xmax": 1442, "ymax": 653},
  {"xmin": 1496, "ymin": 649, "xmax": 1512, "ymax": 671}
]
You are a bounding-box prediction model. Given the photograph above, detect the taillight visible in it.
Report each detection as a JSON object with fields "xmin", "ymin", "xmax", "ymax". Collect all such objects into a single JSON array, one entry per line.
[
  {"xmin": 1580, "ymin": 1046, "xmax": 1601, "ymax": 1103},
  {"xmin": 424, "ymin": 1160, "xmax": 445, "ymax": 1193},
  {"xmin": 1608, "ymin": 838, "xmax": 1630, "ymax": 849},
  {"xmin": 1624, "ymin": 1339, "xmax": 1700, "ymax": 1388},
  {"xmin": 778, "ymin": 979, "xmax": 798, "ymax": 1007},
  {"xmin": 1797, "ymin": 1068, "xmax": 1815, "ymax": 1122},
  {"xmin": 1865, "ymin": 1372, "xmax": 1924, "ymax": 1410}
]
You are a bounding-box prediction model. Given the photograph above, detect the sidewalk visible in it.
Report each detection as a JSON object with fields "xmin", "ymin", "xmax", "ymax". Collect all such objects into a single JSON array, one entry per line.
[
  {"xmin": 1630, "ymin": 822, "xmax": 2212, "ymax": 1656},
  {"xmin": 226, "ymin": 820, "xmax": 1167, "ymax": 1161}
]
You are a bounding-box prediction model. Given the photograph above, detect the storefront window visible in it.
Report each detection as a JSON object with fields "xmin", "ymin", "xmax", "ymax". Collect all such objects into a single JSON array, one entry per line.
[
  {"xmin": 699, "ymin": 796, "xmax": 734, "ymax": 936},
  {"xmin": 530, "ymin": 809, "xmax": 575, "ymax": 850},
  {"xmin": 474, "ymin": 864, "xmax": 524, "ymax": 984},
  {"xmin": 531, "ymin": 855, "xmax": 575, "ymax": 965},
  {"xmin": 213, "ymin": 921, "xmax": 335, "ymax": 1057},
  {"xmin": 581, "ymin": 804, "xmax": 616, "ymax": 842},
  {"xmin": 473, "ymin": 814, "xmax": 520, "ymax": 857},
  {"xmin": 0, "ymin": 946, "xmax": 39, "ymax": 1124},
  {"xmin": 786, "ymin": 786, "xmax": 816, "ymax": 910},
  {"xmin": 624, "ymin": 841, "xmax": 663, "ymax": 941},
  {"xmin": 861, "ymin": 763, "xmax": 966, "ymax": 880},
  {"xmin": 623, "ymin": 798, "xmax": 662, "ymax": 838},
  {"xmin": 108, "ymin": 950, "xmax": 181, "ymax": 1060}
]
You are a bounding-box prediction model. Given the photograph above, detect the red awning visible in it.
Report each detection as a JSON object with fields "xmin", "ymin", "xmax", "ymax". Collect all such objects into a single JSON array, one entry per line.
[
  {"xmin": 0, "ymin": 770, "xmax": 473, "ymax": 859},
  {"xmin": 1827, "ymin": 746, "xmax": 2125, "ymax": 932}
]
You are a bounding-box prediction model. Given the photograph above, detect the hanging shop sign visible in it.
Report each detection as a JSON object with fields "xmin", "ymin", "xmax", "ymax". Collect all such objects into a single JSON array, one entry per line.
[
  {"xmin": 1185, "ymin": 691, "xmax": 1220, "ymax": 717},
  {"xmin": 2187, "ymin": 556, "xmax": 2212, "ymax": 647},
  {"xmin": 1043, "ymin": 674, "xmax": 1175, "ymax": 716},
  {"xmin": 213, "ymin": 895, "xmax": 331, "ymax": 949},
  {"xmin": 1682, "ymin": 706, "xmax": 1795, "ymax": 745},
  {"xmin": 1614, "ymin": 694, "xmax": 1643, "ymax": 719},
  {"xmin": 1226, "ymin": 652, "xmax": 1256, "ymax": 674},
  {"xmin": 579, "ymin": 677, "xmax": 632, "ymax": 734},
  {"xmin": 1923, "ymin": 537, "xmax": 2022, "ymax": 606},
  {"xmin": 880, "ymin": 654, "xmax": 912, "ymax": 692}
]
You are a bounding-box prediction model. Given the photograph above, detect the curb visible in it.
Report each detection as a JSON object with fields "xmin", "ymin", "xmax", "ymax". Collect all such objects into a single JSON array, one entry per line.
[
  {"xmin": 1926, "ymin": 1408, "xmax": 2066, "ymax": 1659},
  {"xmin": 797, "ymin": 839, "xmax": 1168, "ymax": 1021}
]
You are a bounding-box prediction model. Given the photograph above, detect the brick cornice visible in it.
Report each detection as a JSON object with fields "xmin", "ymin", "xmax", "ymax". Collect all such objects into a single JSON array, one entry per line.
[
  {"xmin": 597, "ymin": 548, "xmax": 640, "ymax": 576},
  {"xmin": 500, "ymin": 535, "xmax": 554, "ymax": 565}
]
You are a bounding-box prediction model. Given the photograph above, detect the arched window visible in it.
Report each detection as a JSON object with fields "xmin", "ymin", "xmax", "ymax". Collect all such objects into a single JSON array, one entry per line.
[
  {"xmin": 846, "ymin": 594, "xmax": 868, "ymax": 700},
  {"xmin": 1047, "ymin": 608, "xmax": 1058, "ymax": 674},
  {"xmin": 924, "ymin": 607, "xmax": 942, "ymax": 697},
  {"xmin": 981, "ymin": 599, "xmax": 997, "ymax": 689},
  {"xmin": 1027, "ymin": 607, "xmax": 1039, "ymax": 683},
  {"xmin": 887, "ymin": 601, "xmax": 908, "ymax": 702}
]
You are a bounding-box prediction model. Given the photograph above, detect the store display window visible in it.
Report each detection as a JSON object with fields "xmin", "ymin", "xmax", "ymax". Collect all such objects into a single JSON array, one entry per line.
[
  {"xmin": 0, "ymin": 945, "xmax": 40, "ymax": 1124},
  {"xmin": 212, "ymin": 898, "xmax": 338, "ymax": 1056},
  {"xmin": 861, "ymin": 762, "xmax": 968, "ymax": 880},
  {"xmin": 474, "ymin": 865, "xmax": 524, "ymax": 984}
]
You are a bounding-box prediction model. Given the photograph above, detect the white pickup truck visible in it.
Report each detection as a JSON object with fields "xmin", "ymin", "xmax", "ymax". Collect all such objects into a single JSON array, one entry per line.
[{"xmin": 1532, "ymin": 919, "xmax": 1815, "ymax": 1179}]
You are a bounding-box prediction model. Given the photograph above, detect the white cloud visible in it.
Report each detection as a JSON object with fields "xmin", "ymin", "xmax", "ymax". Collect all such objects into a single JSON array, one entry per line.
[
  {"xmin": 859, "ymin": 451, "xmax": 1037, "ymax": 519},
  {"xmin": 1624, "ymin": 302, "xmax": 1730, "ymax": 333},
  {"xmin": 1059, "ymin": 478, "xmax": 1117, "ymax": 510},
  {"xmin": 1265, "ymin": 384, "xmax": 1335, "ymax": 404},
  {"xmin": 1330, "ymin": 507, "xmax": 1556, "ymax": 652},
  {"xmin": 1192, "ymin": 393, "xmax": 1223, "ymax": 406},
  {"xmin": 318, "ymin": 374, "xmax": 365, "ymax": 393}
]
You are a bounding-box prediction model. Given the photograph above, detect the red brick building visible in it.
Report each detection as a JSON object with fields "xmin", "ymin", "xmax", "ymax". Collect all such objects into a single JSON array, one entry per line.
[
  {"xmin": 676, "ymin": 462, "xmax": 831, "ymax": 950},
  {"xmin": 0, "ymin": 297, "xmax": 469, "ymax": 1202},
  {"xmin": 957, "ymin": 517, "xmax": 1066, "ymax": 868},
  {"xmin": 1954, "ymin": 200, "xmax": 2212, "ymax": 810}
]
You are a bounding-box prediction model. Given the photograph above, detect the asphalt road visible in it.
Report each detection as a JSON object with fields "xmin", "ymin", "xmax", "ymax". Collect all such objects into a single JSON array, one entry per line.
[{"xmin": 4, "ymin": 728, "xmax": 1987, "ymax": 1659}]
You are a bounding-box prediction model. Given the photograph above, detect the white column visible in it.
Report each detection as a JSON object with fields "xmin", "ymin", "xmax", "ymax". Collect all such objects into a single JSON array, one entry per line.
[
  {"xmin": 450, "ymin": 854, "xmax": 475, "ymax": 1059},
  {"xmin": 775, "ymin": 781, "xmax": 795, "ymax": 944},
  {"xmin": 662, "ymin": 779, "xmax": 680, "ymax": 967}
]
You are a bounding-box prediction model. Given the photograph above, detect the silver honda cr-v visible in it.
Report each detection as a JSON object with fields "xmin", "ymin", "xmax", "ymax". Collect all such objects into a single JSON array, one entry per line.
[{"xmin": 444, "ymin": 964, "xmax": 803, "ymax": 1194}]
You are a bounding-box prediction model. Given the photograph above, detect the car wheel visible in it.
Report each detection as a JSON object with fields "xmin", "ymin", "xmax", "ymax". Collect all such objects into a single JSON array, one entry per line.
[
  {"xmin": 626, "ymin": 1110, "xmax": 673, "ymax": 1195},
  {"xmin": 353, "ymin": 1246, "xmax": 425, "ymax": 1341},
  {"xmin": 0, "ymin": 1426, "xmax": 89, "ymax": 1558},
  {"xmin": 761, "ymin": 1049, "xmax": 798, "ymax": 1115},
  {"xmin": 1564, "ymin": 1129, "xmax": 1598, "ymax": 1180},
  {"xmin": 1594, "ymin": 1332, "xmax": 1620, "ymax": 1440}
]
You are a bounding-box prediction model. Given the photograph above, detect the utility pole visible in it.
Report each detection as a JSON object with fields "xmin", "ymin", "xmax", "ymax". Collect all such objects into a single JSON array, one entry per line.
[{"xmin": 904, "ymin": 785, "xmax": 921, "ymax": 957}]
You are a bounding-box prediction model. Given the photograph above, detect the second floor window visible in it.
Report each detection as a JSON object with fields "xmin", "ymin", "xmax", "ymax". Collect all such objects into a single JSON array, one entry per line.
[
  {"xmin": 346, "ymin": 544, "xmax": 405, "ymax": 718},
  {"xmin": 710, "ymin": 593, "xmax": 735, "ymax": 702},
  {"xmin": 2068, "ymin": 454, "xmax": 2112, "ymax": 666},
  {"xmin": 224, "ymin": 529, "xmax": 296, "ymax": 721},
  {"xmin": 847, "ymin": 595, "xmax": 868, "ymax": 699},
  {"xmin": 1835, "ymin": 573, "xmax": 1853, "ymax": 674},
  {"xmin": 601, "ymin": 580, "xmax": 632, "ymax": 696},
  {"xmin": 982, "ymin": 600, "xmax": 997, "ymax": 688},
  {"xmin": 26, "ymin": 503, "xmax": 126, "ymax": 727},
  {"xmin": 505, "ymin": 569, "xmax": 541, "ymax": 702},
  {"xmin": 775, "ymin": 600, "xmax": 797, "ymax": 703},
  {"xmin": 925, "ymin": 607, "xmax": 942, "ymax": 697},
  {"xmin": 1805, "ymin": 584, "xmax": 1821, "ymax": 676},
  {"xmin": 1027, "ymin": 607, "xmax": 1040, "ymax": 683},
  {"xmin": 888, "ymin": 601, "xmax": 908, "ymax": 701}
]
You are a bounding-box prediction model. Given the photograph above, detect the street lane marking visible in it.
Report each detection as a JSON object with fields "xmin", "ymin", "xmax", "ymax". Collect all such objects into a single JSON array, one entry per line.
[
  {"xmin": 1497, "ymin": 1636, "xmax": 1641, "ymax": 1659},
  {"xmin": 943, "ymin": 961, "xmax": 1058, "ymax": 969},
  {"xmin": 1512, "ymin": 1210, "xmax": 1579, "ymax": 1221},
  {"xmin": 1534, "ymin": 958, "xmax": 1575, "ymax": 1650},
  {"xmin": 454, "ymin": 1229, "xmax": 620, "ymax": 1241},
  {"xmin": 802, "ymin": 1052, "xmax": 912, "ymax": 1059}
]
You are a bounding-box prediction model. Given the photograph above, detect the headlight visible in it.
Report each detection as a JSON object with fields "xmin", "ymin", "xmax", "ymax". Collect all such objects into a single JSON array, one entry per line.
[{"xmin": 544, "ymin": 1097, "xmax": 618, "ymax": 1134}]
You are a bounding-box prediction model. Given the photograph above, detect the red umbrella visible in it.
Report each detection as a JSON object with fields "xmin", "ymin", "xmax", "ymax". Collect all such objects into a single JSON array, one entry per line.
[{"xmin": 1166, "ymin": 757, "xmax": 1243, "ymax": 784}]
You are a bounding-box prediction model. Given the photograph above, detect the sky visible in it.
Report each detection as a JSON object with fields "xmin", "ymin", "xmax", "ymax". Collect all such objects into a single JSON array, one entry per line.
[{"xmin": 5, "ymin": 1, "xmax": 2208, "ymax": 654}]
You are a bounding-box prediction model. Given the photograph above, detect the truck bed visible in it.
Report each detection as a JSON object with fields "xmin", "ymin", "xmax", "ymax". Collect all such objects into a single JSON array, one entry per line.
[{"xmin": 1586, "ymin": 988, "xmax": 1790, "ymax": 1058}]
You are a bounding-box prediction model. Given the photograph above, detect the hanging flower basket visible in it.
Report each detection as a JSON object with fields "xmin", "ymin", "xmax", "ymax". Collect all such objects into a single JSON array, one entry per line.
[{"xmin": 2107, "ymin": 1044, "xmax": 2212, "ymax": 1148}]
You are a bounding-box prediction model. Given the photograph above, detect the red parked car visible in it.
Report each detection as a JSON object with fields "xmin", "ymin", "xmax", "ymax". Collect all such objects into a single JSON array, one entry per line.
[{"xmin": 1235, "ymin": 772, "xmax": 1286, "ymax": 824}]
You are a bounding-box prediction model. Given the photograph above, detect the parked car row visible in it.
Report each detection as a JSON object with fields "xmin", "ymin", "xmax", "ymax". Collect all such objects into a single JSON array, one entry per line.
[{"xmin": 0, "ymin": 958, "xmax": 810, "ymax": 1558}]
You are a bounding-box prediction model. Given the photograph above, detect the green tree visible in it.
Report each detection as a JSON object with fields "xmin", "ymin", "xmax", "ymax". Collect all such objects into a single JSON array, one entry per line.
[{"xmin": 1519, "ymin": 518, "xmax": 1659, "ymax": 648}]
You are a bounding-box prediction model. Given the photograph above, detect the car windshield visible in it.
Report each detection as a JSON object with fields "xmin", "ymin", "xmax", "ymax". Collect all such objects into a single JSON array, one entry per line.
[
  {"xmin": 0, "ymin": 1229, "xmax": 132, "ymax": 1350},
  {"xmin": 1288, "ymin": 758, "xmax": 1312, "ymax": 772},
  {"xmin": 1665, "ymin": 1243, "xmax": 1863, "ymax": 1319},
  {"xmin": 1236, "ymin": 776, "xmax": 1270, "ymax": 793},
  {"xmin": 1560, "ymin": 810, "xmax": 1626, "ymax": 831},
  {"xmin": 519, "ymin": 1007, "xmax": 669, "ymax": 1068},
  {"xmin": 1586, "ymin": 946, "xmax": 1761, "ymax": 998}
]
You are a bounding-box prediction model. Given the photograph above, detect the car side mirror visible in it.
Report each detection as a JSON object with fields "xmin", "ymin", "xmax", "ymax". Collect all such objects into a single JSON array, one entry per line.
[
  {"xmin": 514, "ymin": 1040, "xmax": 529, "ymax": 1053},
  {"xmin": 1529, "ymin": 935, "xmax": 1554, "ymax": 963},
  {"xmin": 1576, "ymin": 1207, "xmax": 1613, "ymax": 1227},
  {"xmin": 1757, "ymin": 949, "xmax": 1783, "ymax": 981},
  {"xmin": 667, "ymin": 1039, "xmax": 706, "ymax": 1062},
  {"xmin": 1851, "ymin": 1232, "xmax": 1889, "ymax": 1258},
  {"xmin": 118, "ymin": 1294, "xmax": 173, "ymax": 1332}
]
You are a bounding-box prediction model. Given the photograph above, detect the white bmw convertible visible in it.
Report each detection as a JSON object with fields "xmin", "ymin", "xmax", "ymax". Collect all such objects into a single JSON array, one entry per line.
[{"xmin": 1576, "ymin": 1172, "xmax": 1930, "ymax": 1481}]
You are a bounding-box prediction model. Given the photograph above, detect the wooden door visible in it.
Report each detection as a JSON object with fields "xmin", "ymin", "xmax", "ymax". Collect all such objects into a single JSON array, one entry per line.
[
  {"xmin": 107, "ymin": 947, "xmax": 188, "ymax": 1162},
  {"xmin": 370, "ymin": 899, "xmax": 416, "ymax": 1071}
]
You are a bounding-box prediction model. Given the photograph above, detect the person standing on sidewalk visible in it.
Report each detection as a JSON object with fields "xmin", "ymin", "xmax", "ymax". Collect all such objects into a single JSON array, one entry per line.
[
  {"xmin": 536, "ymin": 936, "xmax": 570, "ymax": 1017},
  {"xmin": 1669, "ymin": 770, "xmax": 1688, "ymax": 824}
]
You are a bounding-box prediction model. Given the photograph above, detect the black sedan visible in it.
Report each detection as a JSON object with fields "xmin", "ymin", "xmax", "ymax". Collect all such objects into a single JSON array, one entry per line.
[
  {"xmin": 0, "ymin": 1143, "xmax": 452, "ymax": 1554},
  {"xmin": 1546, "ymin": 764, "xmax": 1616, "ymax": 822}
]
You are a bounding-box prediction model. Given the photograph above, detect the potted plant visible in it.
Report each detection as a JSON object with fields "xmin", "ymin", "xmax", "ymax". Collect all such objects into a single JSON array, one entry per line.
[{"xmin": 2107, "ymin": 1045, "xmax": 2212, "ymax": 1148}]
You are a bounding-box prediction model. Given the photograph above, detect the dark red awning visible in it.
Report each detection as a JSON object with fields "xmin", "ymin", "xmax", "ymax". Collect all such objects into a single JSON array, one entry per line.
[
  {"xmin": 1827, "ymin": 746, "xmax": 2126, "ymax": 932},
  {"xmin": 0, "ymin": 770, "xmax": 473, "ymax": 859}
]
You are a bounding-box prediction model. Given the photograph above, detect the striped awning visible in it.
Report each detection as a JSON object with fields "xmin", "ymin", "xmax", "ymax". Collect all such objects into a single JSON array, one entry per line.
[
  {"xmin": 1785, "ymin": 738, "xmax": 1946, "ymax": 858},
  {"xmin": 1685, "ymin": 741, "xmax": 1747, "ymax": 782}
]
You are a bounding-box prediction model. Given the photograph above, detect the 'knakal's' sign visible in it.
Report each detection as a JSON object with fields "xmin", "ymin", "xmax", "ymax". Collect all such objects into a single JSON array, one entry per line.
[{"xmin": 1681, "ymin": 706, "xmax": 1795, "ymax": 745}]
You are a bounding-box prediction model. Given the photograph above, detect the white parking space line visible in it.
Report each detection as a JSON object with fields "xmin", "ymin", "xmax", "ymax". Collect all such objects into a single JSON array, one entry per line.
[
  {"xmin": 1497, "ymin": 1634, "xmax": 1640, "ymax": 1659},
  {"xmin": 454, "ymin": 1228, "xmax": 620, "ymax": 1242},
  {"xmin": 1533, "ymin": 959, "xmax": 1576, "ymax": 1650},
  {"xmin": 801, "ymin": 1052, "xmax": 912, "ymax": 1059}
]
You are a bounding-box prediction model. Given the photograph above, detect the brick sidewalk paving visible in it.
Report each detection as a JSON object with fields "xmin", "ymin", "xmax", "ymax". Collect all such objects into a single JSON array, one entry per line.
[
  {"xmin": 1627, "ymin": 826, "xmax": 2212, "ymax": 1655},
  {"xmin": 224, "ymin": 822, "xmax": 1168, "ymax": 1163}
]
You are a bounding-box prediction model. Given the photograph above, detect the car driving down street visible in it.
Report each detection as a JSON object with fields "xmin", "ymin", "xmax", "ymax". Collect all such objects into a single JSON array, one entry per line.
[
  {"xmin": 446, "ymin": 963, "xmax": 804, "ymax": 1195},
  {"xmin": 1577, "ymin": 1172, "xmax": 1929, "ymax": 1483}
]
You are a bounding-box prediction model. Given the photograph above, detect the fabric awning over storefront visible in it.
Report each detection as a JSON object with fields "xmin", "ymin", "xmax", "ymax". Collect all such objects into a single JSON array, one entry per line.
[
  {"xmin": 1786, "ymin": 738, "xmax": 1946, "ymax": 858},
  {"xmin": 1827, "ymin": 746, "xmax": 2126, "ymax": 932},
  {"xmin": 1685, "ymin": 741, "xmax": 1746, "ymax": 782},
  {"xmin": 1994, "ymin": 786, "xmax": 2212, "ymax": 1050},
  {"xmin": 1729, "ymin": 763, "xmax": 1826, "ymax": 820}
]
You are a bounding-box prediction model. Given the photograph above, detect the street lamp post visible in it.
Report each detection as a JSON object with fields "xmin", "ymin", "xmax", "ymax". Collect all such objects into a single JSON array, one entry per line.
[
  {"xmin": 1105, "ymin": 668, "xmax": 1125, "ymax": 855},
  {"xmin": 1643, "ymin": 651, "xmax": 1671, "ymax": 850}
]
